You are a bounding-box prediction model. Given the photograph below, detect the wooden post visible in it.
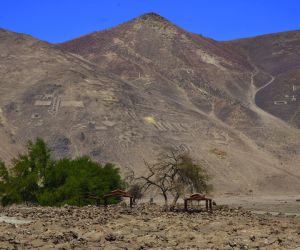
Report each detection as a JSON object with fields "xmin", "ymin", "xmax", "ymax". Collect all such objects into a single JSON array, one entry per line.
[
  {"xmin": 184, "ymin": 199, "xmax": 188, "ymax": 211},
  {"xmin": 205, "ymin": 200, "xmax": 209, "ymax": 211},
  {"xmin": 209, "ymin": 199, "xmax": 213, "ymax": 212},
  {"xmin": 130, "ymin": 197, "xmax": 133, "ymax": 208}
]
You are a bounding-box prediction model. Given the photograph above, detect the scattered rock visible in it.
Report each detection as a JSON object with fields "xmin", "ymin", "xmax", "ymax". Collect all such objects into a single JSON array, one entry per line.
[
  {"xmin": 0, "ymin": 204, "xmax": 299, "ymax": 249},
  {"xmin": 105, "ymin": 233, "xmax": 117, "ymax": 242}
]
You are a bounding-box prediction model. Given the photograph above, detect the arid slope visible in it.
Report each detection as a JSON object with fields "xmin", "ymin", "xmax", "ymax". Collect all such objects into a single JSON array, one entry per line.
[
  {"xmin": 225, "ymin": 30, "xmax": 300, "ymax": 128},
  {"xmin": 0, "ymin": 14, "xmax": 299, "ymax": 194}
]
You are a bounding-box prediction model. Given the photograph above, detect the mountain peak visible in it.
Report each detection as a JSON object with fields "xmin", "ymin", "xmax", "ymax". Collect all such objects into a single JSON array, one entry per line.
[{"xmin": 136, "ymin": 12, "xmax": 168, "ymax": 22}]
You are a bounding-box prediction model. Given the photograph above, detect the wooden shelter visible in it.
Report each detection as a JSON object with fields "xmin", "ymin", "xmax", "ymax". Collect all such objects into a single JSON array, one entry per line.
[
  {"xmin": 184, "ymin": 193, "xmax": 213, "ymax": 212},
  {"xmin": 104, "ymin": 189, "xmax": 133, "ymax": 208}
]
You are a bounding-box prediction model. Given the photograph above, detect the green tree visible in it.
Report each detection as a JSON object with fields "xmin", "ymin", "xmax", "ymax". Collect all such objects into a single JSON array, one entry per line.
[
  {"xmin": 0, "ymin": 138, "xmax": 126, "ymax": 206},
  {"xmin": 0, "ymin": 160, "xmax": 8, "ymax": 195},
  {"xmin": 0, "ymin": 138, "xmax": 53, "ymax": 205},
  {"xmin": 38, "ymin": 156, "xmax": 125, "ymax": 206},
  {"xmin": 169, "ymin": 154, "xmax": 212, "ymax": 206},
  {"xmin": 0, "ymin": 160, "xmax": 8, "ymax": 181}
]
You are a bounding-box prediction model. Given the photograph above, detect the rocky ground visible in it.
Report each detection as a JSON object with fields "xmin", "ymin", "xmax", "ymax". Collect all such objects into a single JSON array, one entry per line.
[{"xmin": 0, "ymin": 201, "xmax": 300, "ymax": 250}]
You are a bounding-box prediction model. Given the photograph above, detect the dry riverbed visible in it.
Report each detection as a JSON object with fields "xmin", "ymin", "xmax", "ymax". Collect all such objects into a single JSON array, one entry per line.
[{"xmin": 0, "ymin": 201, "xmax": 300, "ymax": 250}]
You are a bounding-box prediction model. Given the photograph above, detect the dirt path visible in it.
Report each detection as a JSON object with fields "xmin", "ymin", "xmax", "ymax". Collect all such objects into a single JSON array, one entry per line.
[
  {"xmin": 246, "ymin": 57, "xmax": 294, "ymax": 129},
  {"xmin": 255, "ymin": 74, "xmax": 275, "ymax": 95}
]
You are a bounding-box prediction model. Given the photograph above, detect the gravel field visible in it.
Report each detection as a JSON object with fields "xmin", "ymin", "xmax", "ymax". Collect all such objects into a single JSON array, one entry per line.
[{"xmin": 0, "ymin": 197, "xmax": 300, "ymax": 249}]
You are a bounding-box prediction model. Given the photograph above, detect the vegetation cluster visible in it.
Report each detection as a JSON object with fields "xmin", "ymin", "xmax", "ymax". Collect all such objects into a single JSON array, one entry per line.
[
  {"xmin": 0, "ymin": 138, "xmax": 125, "ymax": 206},
  {"xmin": 0, "ymin": 139, "xmax": 212, "ymax": 208}
]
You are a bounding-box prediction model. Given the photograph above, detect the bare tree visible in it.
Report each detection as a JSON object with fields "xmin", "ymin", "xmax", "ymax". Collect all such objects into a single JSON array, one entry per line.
[{"xmin": 126, "ymin": 148, "xmax": 212, "ymax": 208}]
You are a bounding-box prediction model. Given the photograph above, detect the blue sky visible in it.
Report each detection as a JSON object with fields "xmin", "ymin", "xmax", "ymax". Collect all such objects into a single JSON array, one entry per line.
[{"xmin": 1, "ymin": 0, "xmax": 300, "ymax": 43}]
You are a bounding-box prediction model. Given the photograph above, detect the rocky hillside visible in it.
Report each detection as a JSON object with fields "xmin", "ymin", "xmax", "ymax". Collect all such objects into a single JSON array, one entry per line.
[
  {"xmin": 225, "ymin": 30, "xmax": 300, "ymax": 128},
  {"xmin": 0, "ymin": 14, "xmax": 300, "ymax": 194}
]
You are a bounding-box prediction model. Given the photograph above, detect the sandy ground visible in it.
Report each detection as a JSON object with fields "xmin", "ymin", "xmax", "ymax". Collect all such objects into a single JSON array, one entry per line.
[
  {"xmin": 215, "ymin": 195, "xmax": 300, "ymax": 214},
  {"xmin": 0, "ymin": 196, "xmax": 300, "ymax": 250}
]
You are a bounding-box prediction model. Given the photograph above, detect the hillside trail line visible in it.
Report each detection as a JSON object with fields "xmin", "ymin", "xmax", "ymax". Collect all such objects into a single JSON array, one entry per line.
[{"xmin": 246, "ymin": 56, "xmax": 294, "ymax": 129}]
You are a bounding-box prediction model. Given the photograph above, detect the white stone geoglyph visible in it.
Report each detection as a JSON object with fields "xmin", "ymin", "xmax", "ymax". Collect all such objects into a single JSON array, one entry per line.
[
  {"xmin": 61, "ymin": 101, "xmax": 84, "ymax": 108},
  {"xmin": 34, "ymin": 100, "xmax": 52, "ymax": 106}
]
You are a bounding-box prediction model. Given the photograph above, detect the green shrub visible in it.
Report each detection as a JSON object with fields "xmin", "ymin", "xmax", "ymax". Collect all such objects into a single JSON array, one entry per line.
[{"xmin": 0, "ymin": 138, "xmax": 125, "ymax": 206}]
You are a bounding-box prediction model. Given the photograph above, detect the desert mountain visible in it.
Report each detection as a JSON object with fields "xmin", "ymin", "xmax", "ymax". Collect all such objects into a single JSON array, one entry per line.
[
  {"xmin": 0, "ymin": 13, "xmax": 299, "ymax": 194},
  {"xmin": 225, "ymin": 30, "xmax": 300, "ymax": 128}
]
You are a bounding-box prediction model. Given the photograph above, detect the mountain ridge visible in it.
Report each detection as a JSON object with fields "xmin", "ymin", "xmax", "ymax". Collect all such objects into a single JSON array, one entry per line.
[{"xmin": 0, "ymin": 13, "xmax": 299, "ymax": 194}]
